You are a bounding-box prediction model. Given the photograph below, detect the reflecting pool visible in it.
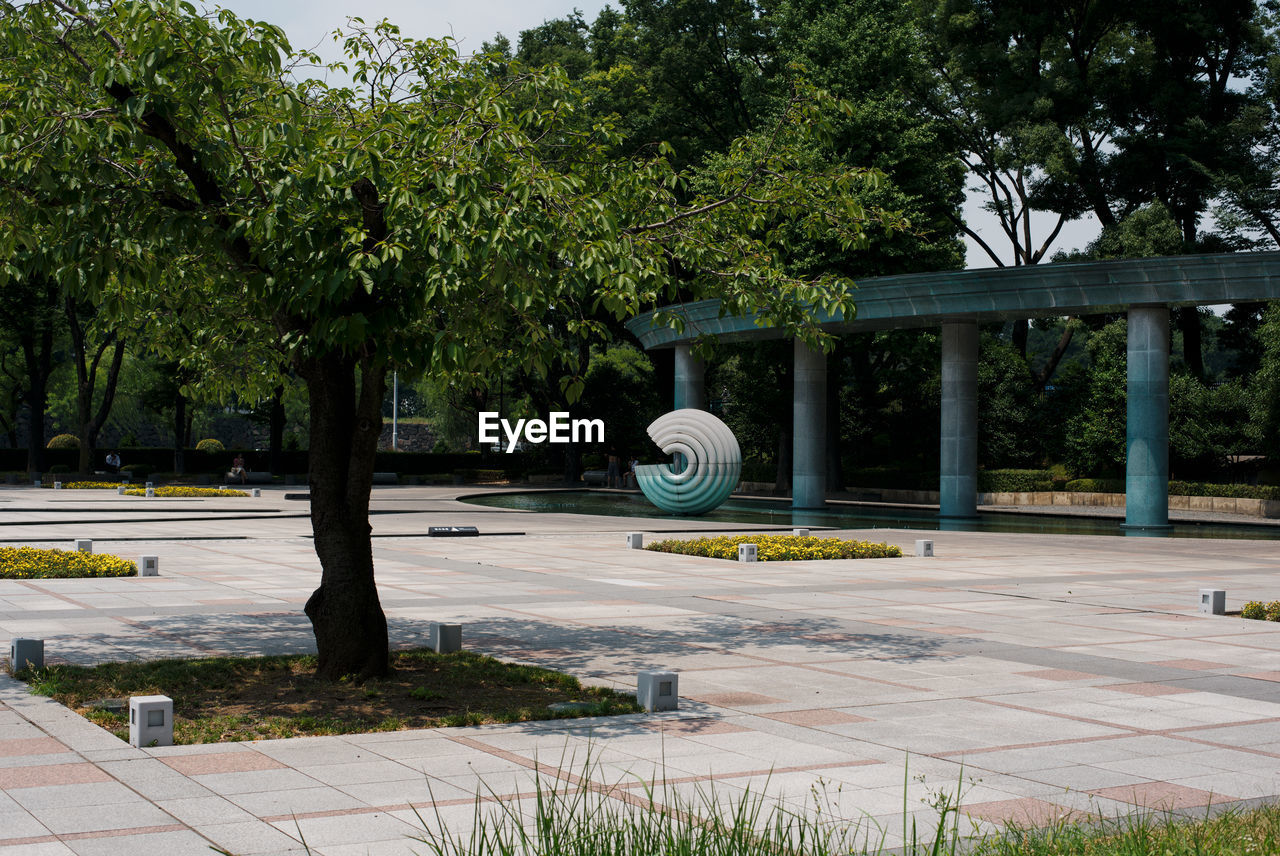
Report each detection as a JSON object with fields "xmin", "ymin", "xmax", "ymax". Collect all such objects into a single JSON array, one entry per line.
[{"xmin": 462, "ymin": 489, "xmax": 1280, "ymax": 540}]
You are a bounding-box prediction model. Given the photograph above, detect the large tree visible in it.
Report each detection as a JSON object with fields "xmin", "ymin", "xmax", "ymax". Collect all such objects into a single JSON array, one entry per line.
[
  {"xmin": 2, "ymin": 0, "xmax": 895, "ymax": 679},
  {"xmin": 0, "ymin": 265, "xmax": 61, "ymax": 473},
  {"xmin": 920, "ymin": 0, "xmax": 1274, "ymax": 378}
]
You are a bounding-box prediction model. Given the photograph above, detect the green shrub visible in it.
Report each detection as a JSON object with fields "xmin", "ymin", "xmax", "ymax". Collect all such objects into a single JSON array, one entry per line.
[
  {"xmin": 844, "ymin": 467, "xmax": 937, "ymax": 491},
  {"xmin": 977, "ymin": 469, "xmax": 1053, "ymax": 492},
  {"xmin": 1242, "ymin": 601, "xmax": 1267, "ymax": 620},
  {"xmin": 453, "ymin": 468, "xmax": 505, "ymax": 482},
  {"xmin": 47, "ymin": 464, "xmax": 71, "ymax": 474},
  {"xmin": 46, "ymin": 433, "xmax": 80, "ymax": 449},
  {"xmin": 195, "ymin": 438, "xmax": 224, "ymax": 452},
  {"xmin": 1064, "ymin": 478, "xmax": 1125, "ymax": 493},
  {"xmin": 0, "ymin": 546, "xmax": 136, "ymax": 580},
  {"xmin": 646, "ymin": 534, "xmax": 901, "ymax": 561},
  {"xmin": 120, "ymin": 464, "xmax": 152, "ymax": 478},
  {"xmin": 740, "ymin": 460, "xmax": 775, "ymax": 482}
]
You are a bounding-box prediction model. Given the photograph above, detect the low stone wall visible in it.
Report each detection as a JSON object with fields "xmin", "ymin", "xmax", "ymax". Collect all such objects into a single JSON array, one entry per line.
[
  {"xmin": 978, "ymin": 491, "xmax": 1280, "ymax": 519},
  {"xmin": 735, "ymin": 482, "xmax": 1280, "ymax": 519}
]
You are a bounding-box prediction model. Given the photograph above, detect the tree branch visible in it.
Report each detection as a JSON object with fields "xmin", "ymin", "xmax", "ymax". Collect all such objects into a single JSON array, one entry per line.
[
  {"xmin": 944, "ymin": 210, "xmax": 1006, "ymax": 267},
  {"xmin": 350, "ymin": 177, "xmax": 388, "ymax": 252}
]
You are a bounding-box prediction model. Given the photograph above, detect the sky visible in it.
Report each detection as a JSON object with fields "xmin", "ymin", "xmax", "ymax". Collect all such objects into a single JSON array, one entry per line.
[{"xmin": 202, "ymin": 0, "xmax": 1101, "ymax": 269}]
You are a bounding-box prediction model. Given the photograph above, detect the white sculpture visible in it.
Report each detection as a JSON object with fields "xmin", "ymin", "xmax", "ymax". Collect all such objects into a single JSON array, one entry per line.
[{"xmin": 635, "ymin": 409, "xmax": 741, "ymax": 514}]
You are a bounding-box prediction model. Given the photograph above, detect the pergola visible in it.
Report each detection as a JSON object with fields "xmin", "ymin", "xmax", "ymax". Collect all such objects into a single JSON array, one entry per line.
[{"xmin": 624, "ymin": 251, "xmax": 1280, "ymax": 529}]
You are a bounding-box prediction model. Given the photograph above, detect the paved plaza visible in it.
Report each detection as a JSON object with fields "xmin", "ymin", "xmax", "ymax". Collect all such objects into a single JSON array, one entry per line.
[{"xmin": 2, "ymin": 485, "xmax": 1280, "ymax": 854}]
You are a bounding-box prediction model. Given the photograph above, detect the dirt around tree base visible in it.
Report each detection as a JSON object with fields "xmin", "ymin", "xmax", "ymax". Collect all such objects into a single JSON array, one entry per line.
[{"xmin": 19, "ymin": 648, "xmax": 641, "ymax": 743}]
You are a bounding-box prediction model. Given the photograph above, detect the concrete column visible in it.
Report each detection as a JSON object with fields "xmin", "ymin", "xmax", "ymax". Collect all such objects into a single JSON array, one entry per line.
[
  {"xmin": 939, "ymin": 320, "xmax": 978, "ymax": 518},
  {"xmin": 673, "ymin": 344, "xmax": 705, "ymax": 411},
  {"xmin": 1125, "ymin": 305, "xmax": 1171, "ymax": 529},
  {"xmin": 792, "ymin": 338, "xmax": 827, "ymax": 509}
]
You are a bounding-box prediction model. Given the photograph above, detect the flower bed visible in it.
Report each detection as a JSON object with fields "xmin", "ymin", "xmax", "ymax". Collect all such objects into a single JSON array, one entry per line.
[
  {"xmin": 41, "ymin": 481, "xmax": 122, "ymax": 490},
  {"xmin": 0, "ymin": 547, "xmax": 137, "ymax": 579},
  {"xmin": 646, "ymin": 533, "xmax": 901, "ymax": 561},
  {"xmin": 1241, "ymin": 601, "xmax": 1280, "ymax": 621},
  {"xmin": 123, "ymin": 486, "xmax": 248, "ymax": 497}
]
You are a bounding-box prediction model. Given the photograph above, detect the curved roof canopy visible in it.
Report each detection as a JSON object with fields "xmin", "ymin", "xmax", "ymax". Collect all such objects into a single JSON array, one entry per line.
[{"xmin": 625, "ymin": 251, "xmax": 1280, "ymax": 349}]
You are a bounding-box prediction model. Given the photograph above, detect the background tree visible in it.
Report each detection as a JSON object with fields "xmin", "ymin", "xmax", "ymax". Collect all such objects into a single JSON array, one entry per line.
[
  {"xmin": 0, "ymin": 269, "xmax": 62, "ymax": 474},
  {"xmin": 64, "ymin": 294, "xmax": 126, "ymax": 474}
]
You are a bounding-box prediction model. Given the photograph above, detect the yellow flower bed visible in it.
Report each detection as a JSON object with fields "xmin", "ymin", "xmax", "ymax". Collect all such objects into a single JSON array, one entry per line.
[
  {"xmin": 43, "ymin": 481, "xmax": 122, "ymax": 490},
  {"xmin": 1241, "ymin": 600, "xmax": 1280, "ymax": 621},
  {"xmin": 0, "ymin": 547, "xmax": 137, "ymax": 579},
  {"xmin": 645, "ymin": 534, "xmax": 902, "ymax": 561},
  {"xmin": 123, "ymin": 486, "xmax": 248, "ymax": 497}
]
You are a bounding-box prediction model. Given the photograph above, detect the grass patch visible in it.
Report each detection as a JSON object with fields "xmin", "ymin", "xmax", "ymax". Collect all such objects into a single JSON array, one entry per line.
[
  {"xmin": 16, "ymin": 649, "xmax": 641, "ymax": 743},
  {"xmin": 970, "ymin": 803, "xmax": 1280, "ymax": 855},
  {"xmin": 646, "ymin": 533, "xmax": 902, "ymax": 561},
  {"xmin": 0, "ymin": 546, "xmax": 136, "ymax": 580},
  {"xmin": 410, "ymin": 751, "xmax": 1280, "ymax": 856},
  {"xmin": 123, "ymin": 486, "xmax": 248, "ymax": 497}
]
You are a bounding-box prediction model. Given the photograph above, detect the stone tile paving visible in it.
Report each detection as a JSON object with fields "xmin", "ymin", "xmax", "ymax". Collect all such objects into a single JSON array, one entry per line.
[{"xmin": 1, "ymin": 485, "xmax": 1279, "ymax": 853}]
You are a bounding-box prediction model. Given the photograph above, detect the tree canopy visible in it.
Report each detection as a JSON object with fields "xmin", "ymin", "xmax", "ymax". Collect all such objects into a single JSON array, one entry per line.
[{"xmin": 0, "ymin": 0, "xmax": 902, "ymax": 678}]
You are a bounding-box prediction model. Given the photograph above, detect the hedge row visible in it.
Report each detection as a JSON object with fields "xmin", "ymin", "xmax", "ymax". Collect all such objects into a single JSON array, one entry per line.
[
  {"xmin": 1063, "ymin": 478, "xmax": 1126, "ymax": 493},
  {"xmin": 1062, "ymin": 478, "xmax": 1280, "ymax": 500},
  {"xmin": 977, "ymin": 469, "xmax": 1054, "ymax": 492},
  {"xmin": 0, "ymin": 448, "xmax": 514, "ymax": 476},
  {"xmin": 1169, "ymin": 481, "xmax": 1280, "ymax": 500}
]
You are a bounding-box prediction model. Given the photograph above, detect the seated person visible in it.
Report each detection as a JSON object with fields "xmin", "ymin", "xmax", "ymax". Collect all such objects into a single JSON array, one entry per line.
[
  {"xmin": 228, "ymin": 454, "xmax": 247, "ymax": 484},
  {"xmin": 105, "ymin": 451, "xmax": 122, "ymax": 474}
]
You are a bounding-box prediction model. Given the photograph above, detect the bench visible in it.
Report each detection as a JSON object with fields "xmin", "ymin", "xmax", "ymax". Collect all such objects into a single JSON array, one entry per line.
[{"xmin": 225, "ymin": 471, "xmax": 275, "ymax": 485}]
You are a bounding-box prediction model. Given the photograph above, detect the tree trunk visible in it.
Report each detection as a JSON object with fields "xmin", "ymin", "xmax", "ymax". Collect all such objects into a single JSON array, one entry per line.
[
  {"xmin": 561, "ymin": 442, "xmax": 582, "ymax": 485},
  {"xmin": 1012, "ymin": 319, "xmax": 1029, "ymax": 358},
  {"xmin": 299, "ymin": 352, "xmax": 389, "ymax": 681},
  {"xmin": 76, "ymin": 339, "xmax": 125, "ymax": 475},
  {"xmin": 173, "ymin": 389, "xmax": 187, "ymax": 475},
  {"xmin": 20, "ymin": 329, "xmax": 52, "ymax": 476},
  {"xmin": 269, "ymin": 383, "xmax": 286, "ymax": 475},
  {"xmin": 1033, "ymin": 320, "xmax": 1077, "ymax": 393}
]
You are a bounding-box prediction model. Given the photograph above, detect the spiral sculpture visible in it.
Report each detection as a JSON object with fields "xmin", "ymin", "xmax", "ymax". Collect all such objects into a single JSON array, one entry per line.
[{"xmin": 635, "ymin": 409, "xmax": 742, "ymax": 515}]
